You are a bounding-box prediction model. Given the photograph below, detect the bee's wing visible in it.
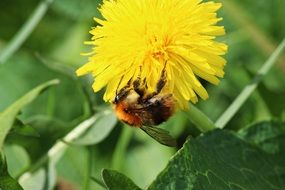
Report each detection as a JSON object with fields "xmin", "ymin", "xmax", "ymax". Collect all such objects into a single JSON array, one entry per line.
[{"xmin": 140, "ymin": 125, "xmax": 177, "ymax": 147}]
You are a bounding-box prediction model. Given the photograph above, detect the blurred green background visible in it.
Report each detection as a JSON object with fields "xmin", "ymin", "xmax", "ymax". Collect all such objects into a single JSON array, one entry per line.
[{"xmin": 0, "ymin": 0, "xmax": 285, "ymax": 189}]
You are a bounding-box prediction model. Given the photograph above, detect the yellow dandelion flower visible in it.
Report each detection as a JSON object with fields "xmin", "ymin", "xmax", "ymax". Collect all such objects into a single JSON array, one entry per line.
[{"xmin": 76, "ymin": 0, "xmax": 228, "ymax": 109}]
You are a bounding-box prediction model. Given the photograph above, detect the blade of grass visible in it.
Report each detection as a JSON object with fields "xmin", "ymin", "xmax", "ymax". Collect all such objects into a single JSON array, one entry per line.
[
  {"xmin": 215, "ymin": 38, "xmax": 285, "ymax": 128},
  {"xmin": 0, "ymin": 0, "xmax": 55, "ymax": 64}
]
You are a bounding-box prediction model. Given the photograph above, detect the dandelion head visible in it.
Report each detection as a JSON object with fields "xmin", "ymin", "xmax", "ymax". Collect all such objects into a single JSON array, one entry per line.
[{"xmin": 76, "ymin": 0, "xmax": 228, "ymax": 109}]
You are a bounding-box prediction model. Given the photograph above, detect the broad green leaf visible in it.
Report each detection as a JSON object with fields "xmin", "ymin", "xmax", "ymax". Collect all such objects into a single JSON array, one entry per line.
[
  {"xmin": 71, "ymin": 110, "xmax": 117, "ymax": 145},
  {"xmin": 148, "ymin": 128, "xmax": 285, "ymax": 190},
  {"xmin": 0, "ymin": 79, "xmax": 59, "ymax": 149},
  {"xmin": 238, "ymin": 121, "xmax": 285, "ymax": 154},
  {"xmin": 102, "ymin": 169, "xmax": 141, "ymax": 190},
  {"xmin": 0, "ymin": 154, "xmax": 23, "ymax": 190}
]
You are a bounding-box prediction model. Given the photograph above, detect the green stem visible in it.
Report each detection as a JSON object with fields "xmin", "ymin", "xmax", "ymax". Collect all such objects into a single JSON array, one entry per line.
[
  {"xmin": 215, "ymin": 38, "xmax": 285, "ymax": 129},
  {"xmin": 184, "ymin": 104, "xmax": 216, "ymax": 132},
  {"xmin": 83, "ymin": 147, "xmax": 93, "ymax": 190},
  {"xmin": 111, "ymin": 126, "xmax": 133, "ymax": 170},
  {"xmin": 0, "ymin": 0, "xmax": 55, "ymax": 64}
]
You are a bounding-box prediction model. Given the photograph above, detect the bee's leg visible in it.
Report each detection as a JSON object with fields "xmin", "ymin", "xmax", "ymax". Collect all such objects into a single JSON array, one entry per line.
[
  {"xmin": 133, "ymin": 66, "xmax": 146, "ymax": 98},
  {"xmin": 114, "ymin": 78, "xmax": 132, "ymax": 103},
  {"xmin": 145, "ymin": 61, "xmax": 167, "ymax": 100},
  {"xmin": 155, "ymin": 63, "xmax": 167, "ymax": 94}
]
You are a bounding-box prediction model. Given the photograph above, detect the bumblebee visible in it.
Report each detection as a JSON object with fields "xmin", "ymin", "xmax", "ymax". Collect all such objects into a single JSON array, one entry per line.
[{"xmin": 113, "ymin": 64, "xmax": 177, "ymax": 147}]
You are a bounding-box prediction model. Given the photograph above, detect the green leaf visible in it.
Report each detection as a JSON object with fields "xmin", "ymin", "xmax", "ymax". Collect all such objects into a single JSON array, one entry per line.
[
  {"xmin": 0, "ymin": 79, "xmax": 59, "ymax": 149},
  {"xmin": 19, "ymin": 169, "xmax": 45, "ymax": 190},
  {"xmin": 148, "ymin": 128, "xmax": 285, "ymax": 190},
  {"xmin": 3, "ymin": 145, "xmax": 29, "ymax": 178},
  {"xmin": 0, "ymin": 154, "xmax": 23, "ymax": 190},
  {"xmin": 71, "ymin": 110, "xmax": 117, "ymax": 145},
  {"xmin": 91, "ymin": 176, "xmax": 107, "ymax": 189},
  {"xmin": 8, "ymin": 119, "xmax": 40, "ymax": 138},
  {"xmin": 238, "ymin": 121, "xmax": 285, "ymax": 154},
  {"xmin": 6, "ymin": 115, "xmax": 69, "ymax": 162},
  {"xmin": 102, "ymin": 169, "xmax": 141, "ymax": 190},
  {"xmin": 19, "ymin": 162, "xmax": 56, "ymax": 190},
  {"xmin": 0, "ymin": 51, "xmax": 90, "ymax": 123}
]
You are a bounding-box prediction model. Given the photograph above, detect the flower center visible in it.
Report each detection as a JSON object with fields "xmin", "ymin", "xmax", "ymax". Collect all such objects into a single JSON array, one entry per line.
[
  {"xmin": 144, "ymin": 22, "xmax": 170, "ymax": 62},
  {"xmin": 152, "ymin": 50, "xmax": 165, "ymax": 60},
  {"xmin": 147, "ymin": 35, "xmax": 169, "ymax": 62}
]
